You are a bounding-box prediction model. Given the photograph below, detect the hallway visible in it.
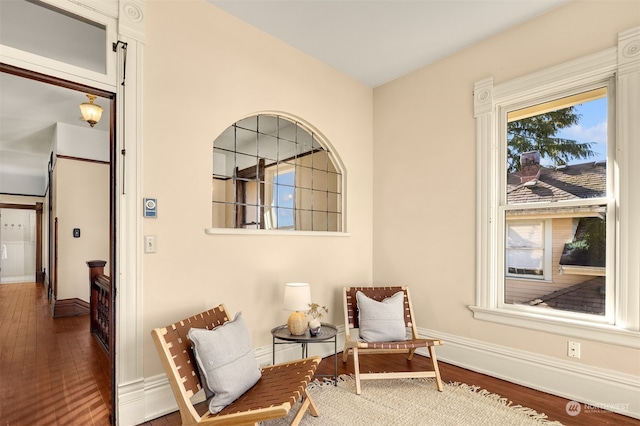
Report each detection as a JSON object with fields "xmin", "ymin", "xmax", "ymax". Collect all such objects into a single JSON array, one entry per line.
[{"xmin": 0, "ymin": 282, "xmax": 111, "ymax": 425}]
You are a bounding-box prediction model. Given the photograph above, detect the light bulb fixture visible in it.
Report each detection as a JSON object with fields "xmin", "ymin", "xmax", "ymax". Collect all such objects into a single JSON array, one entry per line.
[
  {"xmin": 79, "ymin": 94, "xmax": 103, "ymax": 128},
  {"xmin": 283, "ymin": 282, "xmax": 311, "ymax": 335}
]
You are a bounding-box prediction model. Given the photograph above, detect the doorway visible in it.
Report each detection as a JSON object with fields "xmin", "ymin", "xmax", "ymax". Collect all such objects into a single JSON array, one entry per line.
[
  {"xmin": 0, "ymin": 63, "xmax": 117, "ymax": 423},
  {"xmin": 0, "ymin": 203, "xmax": 43, "ymax": 284},
  {"xmin": 0, "ymin": 207, "xmax": 36, "ymax": 283}
]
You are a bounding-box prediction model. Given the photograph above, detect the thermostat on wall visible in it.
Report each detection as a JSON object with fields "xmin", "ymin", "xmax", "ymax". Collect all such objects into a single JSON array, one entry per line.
[{"xmin": 144, "ymin": 198, "xmax": 157, "ymax": 218}]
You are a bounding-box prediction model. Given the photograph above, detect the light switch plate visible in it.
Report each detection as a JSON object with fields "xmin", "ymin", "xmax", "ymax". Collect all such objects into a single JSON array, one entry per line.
[{"xmin": 144, "ymin": 235, "xmax": 156, "ymax": 253}]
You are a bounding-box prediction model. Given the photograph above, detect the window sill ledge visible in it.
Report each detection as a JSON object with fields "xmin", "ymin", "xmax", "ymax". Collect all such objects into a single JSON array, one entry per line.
[
  {"xmin": 204, "ymin": 228, "xmax": 350, "ymax": 237},
  {"xmin": 468, "ymin": 305, "xmax": 640, "ymax": 349}
]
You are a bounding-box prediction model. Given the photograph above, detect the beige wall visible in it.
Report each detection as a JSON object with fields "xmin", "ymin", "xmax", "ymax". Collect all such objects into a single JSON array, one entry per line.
[
  {"xmin": 372, "ymin": 0, "xmax": 640, "ymax": 376},
  {"xmin": 142, "ymin": 1, "xmax": 373, "ymax": 376},
  {"xmin": 54, "ymin": 158, "xmax": 109, "ymax": 301}
]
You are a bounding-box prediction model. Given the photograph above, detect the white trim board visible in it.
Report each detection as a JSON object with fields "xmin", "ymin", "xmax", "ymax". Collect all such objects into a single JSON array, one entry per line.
[{"xmin": 133, "ymin": 328, "xmax": 639, "ymax": 425}]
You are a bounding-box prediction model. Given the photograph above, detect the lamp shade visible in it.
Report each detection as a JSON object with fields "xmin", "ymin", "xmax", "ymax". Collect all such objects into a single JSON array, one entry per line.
[
  {"xmin": 79, "ymin": 94, "xmax": 103, "ymax": 127},
  {"xmin": 283, "ymin": 282, "xmax": 311, "ymax": 312}
]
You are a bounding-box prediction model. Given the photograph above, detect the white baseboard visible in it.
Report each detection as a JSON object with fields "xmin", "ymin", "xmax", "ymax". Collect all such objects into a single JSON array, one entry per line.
[
  {"xmin": 417, "ymin": 327, "xmax": 640, "ymax": 420},
  {"xmin": 117, "ymin": 379, "xmax": 146, "ymax": 426},
  {"xmin": 127, "ymin": 326, "xmax": 638, "ymax": 425}
]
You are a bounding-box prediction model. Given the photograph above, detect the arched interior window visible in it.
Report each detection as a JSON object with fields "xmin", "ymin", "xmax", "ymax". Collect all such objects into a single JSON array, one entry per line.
[{"xmin": 212, "ymin": 114, "xmax": 343, "ymax": 232}]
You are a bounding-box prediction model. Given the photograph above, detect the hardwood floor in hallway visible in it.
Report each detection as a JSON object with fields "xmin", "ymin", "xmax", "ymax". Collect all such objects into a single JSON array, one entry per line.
[{"xmin": 0, "ymin": 282, "xmax": 111, "ymax": 426}]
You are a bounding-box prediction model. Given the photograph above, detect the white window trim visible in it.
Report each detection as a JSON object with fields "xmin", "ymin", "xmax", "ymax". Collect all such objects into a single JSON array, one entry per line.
[{"xmin": 470, "ymin": 26, "xmax": 640, "ymax": 349}]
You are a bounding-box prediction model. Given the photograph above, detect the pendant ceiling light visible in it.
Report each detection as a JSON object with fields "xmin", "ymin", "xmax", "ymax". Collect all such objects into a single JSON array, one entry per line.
[{"xmin": 79, "ymin": 94, "xmax": 103, "ymax": 128}]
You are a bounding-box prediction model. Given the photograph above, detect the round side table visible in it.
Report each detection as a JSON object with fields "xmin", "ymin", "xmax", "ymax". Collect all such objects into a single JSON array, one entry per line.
[{"xmin": 271, "ymin": 323, "xmax": 338, "ymax": 385}]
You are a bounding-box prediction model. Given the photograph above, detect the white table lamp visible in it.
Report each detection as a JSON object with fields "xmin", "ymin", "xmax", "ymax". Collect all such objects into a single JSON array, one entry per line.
[{"xmin": 283, "ymin": 283, "xmax": 311, "ymax": 335}]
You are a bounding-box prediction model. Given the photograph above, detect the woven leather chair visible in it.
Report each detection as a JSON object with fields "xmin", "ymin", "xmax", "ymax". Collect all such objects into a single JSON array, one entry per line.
[
  {"xmin": 151, "ymin": 304, "xmax": 320, "ymax": 425},
  {"xmin": 342, "ymin": 286, "xmax": 443, "ymax": 395}
]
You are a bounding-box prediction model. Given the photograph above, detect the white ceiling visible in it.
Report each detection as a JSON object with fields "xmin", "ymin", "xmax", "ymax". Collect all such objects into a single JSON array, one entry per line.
[
  {"xmin": 210, "ymin": 0, "xmax": 569, "ymax": 88},
  {"xmin": 1, "ymin": 0, "xmax": 568, "ymax": 195}
]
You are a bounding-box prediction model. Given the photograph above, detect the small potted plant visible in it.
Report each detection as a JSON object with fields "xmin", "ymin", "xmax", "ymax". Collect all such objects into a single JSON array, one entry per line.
[{"xmin": 307, "ymin": 303, "xmax": 329, "ymax": 336}]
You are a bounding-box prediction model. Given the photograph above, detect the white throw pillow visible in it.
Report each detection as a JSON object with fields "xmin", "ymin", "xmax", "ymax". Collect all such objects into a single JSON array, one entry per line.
[
  {"xmin": 187, "ymin": 312, "xmax": 261, "ymax": 413},
  {"xmin": 357, "ymin": 291, "xmax": 407, "ymax": 342}
]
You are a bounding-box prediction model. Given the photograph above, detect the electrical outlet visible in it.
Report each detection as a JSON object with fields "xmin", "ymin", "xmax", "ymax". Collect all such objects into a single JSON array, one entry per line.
[{"xmin": 568, "ymin": 341, "xmax": 581, "ymax": 358}]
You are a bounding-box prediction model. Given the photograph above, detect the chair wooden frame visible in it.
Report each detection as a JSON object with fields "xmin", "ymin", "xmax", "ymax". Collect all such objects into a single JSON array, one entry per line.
[
  {"xmin": 342, "ymin": 286, "xmax": 443, "ymax": 395},
  {"xmin": 151, "ymin": 304, "xmax": 321, "ymax": 426}
]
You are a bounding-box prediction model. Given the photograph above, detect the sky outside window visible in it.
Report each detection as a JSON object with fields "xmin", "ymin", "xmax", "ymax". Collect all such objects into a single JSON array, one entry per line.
[{"xmin": 549, "ymin": 97, "xmax": 607, "ymax": 165}]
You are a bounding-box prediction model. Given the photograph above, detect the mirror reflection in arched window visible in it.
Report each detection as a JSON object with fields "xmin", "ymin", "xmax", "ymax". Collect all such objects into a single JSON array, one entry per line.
[{"xmin": 212, "ymin": 114, "xmax": 343, "ymax": 231}]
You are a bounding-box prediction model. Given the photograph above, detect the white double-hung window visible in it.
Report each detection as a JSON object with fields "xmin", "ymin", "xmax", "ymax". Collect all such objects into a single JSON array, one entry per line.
[{"xmin": 470, "ymin": 27, "xmax": 640, "ymax": 348}]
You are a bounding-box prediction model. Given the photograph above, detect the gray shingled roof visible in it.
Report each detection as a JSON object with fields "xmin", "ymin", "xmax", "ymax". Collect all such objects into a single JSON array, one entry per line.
[
  {"xmin": 528, "ymin": 277, "xmax": 605, "ymax": 315},
  {"xmin": 507, "ymin": 161, "xmax": 606, "ymax": 204}
]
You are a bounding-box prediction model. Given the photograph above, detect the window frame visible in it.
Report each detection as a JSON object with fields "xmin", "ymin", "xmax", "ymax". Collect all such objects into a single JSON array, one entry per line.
[
  {"xmin": 470, "ymin": 27, "xmax": 640, "ymax": 349},
  {"xmin": 499, "ymin": 81, "xmax": 615, "ymax": 323}
]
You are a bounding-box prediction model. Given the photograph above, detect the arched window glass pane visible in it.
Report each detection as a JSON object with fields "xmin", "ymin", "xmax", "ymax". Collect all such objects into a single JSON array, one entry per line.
[{"xmin": 212, "ymin": 114, "xmax": 343, "ymax": 231}]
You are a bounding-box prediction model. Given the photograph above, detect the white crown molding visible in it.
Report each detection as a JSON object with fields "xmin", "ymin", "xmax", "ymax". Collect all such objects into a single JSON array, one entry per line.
[{"xmin": 492, "ymin": 47, "xmax": 617, "ymax": 104}]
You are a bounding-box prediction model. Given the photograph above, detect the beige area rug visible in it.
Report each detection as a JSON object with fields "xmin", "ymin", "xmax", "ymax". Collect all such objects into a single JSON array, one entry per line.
[{"xmin": 264, "ymin": 375, "xmax": 564, "ymax": 426}]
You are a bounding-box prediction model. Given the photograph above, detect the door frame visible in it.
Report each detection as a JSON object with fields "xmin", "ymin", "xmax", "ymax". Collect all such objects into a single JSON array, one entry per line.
[{"xmin": 0, "ymin": 63, "xmax": 117, "ymax": 422}]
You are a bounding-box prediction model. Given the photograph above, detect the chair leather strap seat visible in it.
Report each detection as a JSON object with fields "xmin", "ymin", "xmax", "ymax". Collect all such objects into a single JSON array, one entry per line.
[{"xmin": 217, "ymin": 358, "xmax": 317, "ymax": 415}]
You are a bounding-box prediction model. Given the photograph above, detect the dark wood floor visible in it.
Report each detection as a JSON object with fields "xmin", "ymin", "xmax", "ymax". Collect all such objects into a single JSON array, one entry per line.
[
  {"xmin": 1, "ymin": 283, "xmax": 636, "ymax": 426},
  {"xmin": 0, "ymin": 282, "xmax": 111, "ymax": 425}
]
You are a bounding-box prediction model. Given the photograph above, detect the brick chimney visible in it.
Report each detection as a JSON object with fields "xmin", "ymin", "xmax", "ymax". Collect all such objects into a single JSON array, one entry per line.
[{"xmin": 520, "ymin": 151, "xmax": 541, "ymax": 184}]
